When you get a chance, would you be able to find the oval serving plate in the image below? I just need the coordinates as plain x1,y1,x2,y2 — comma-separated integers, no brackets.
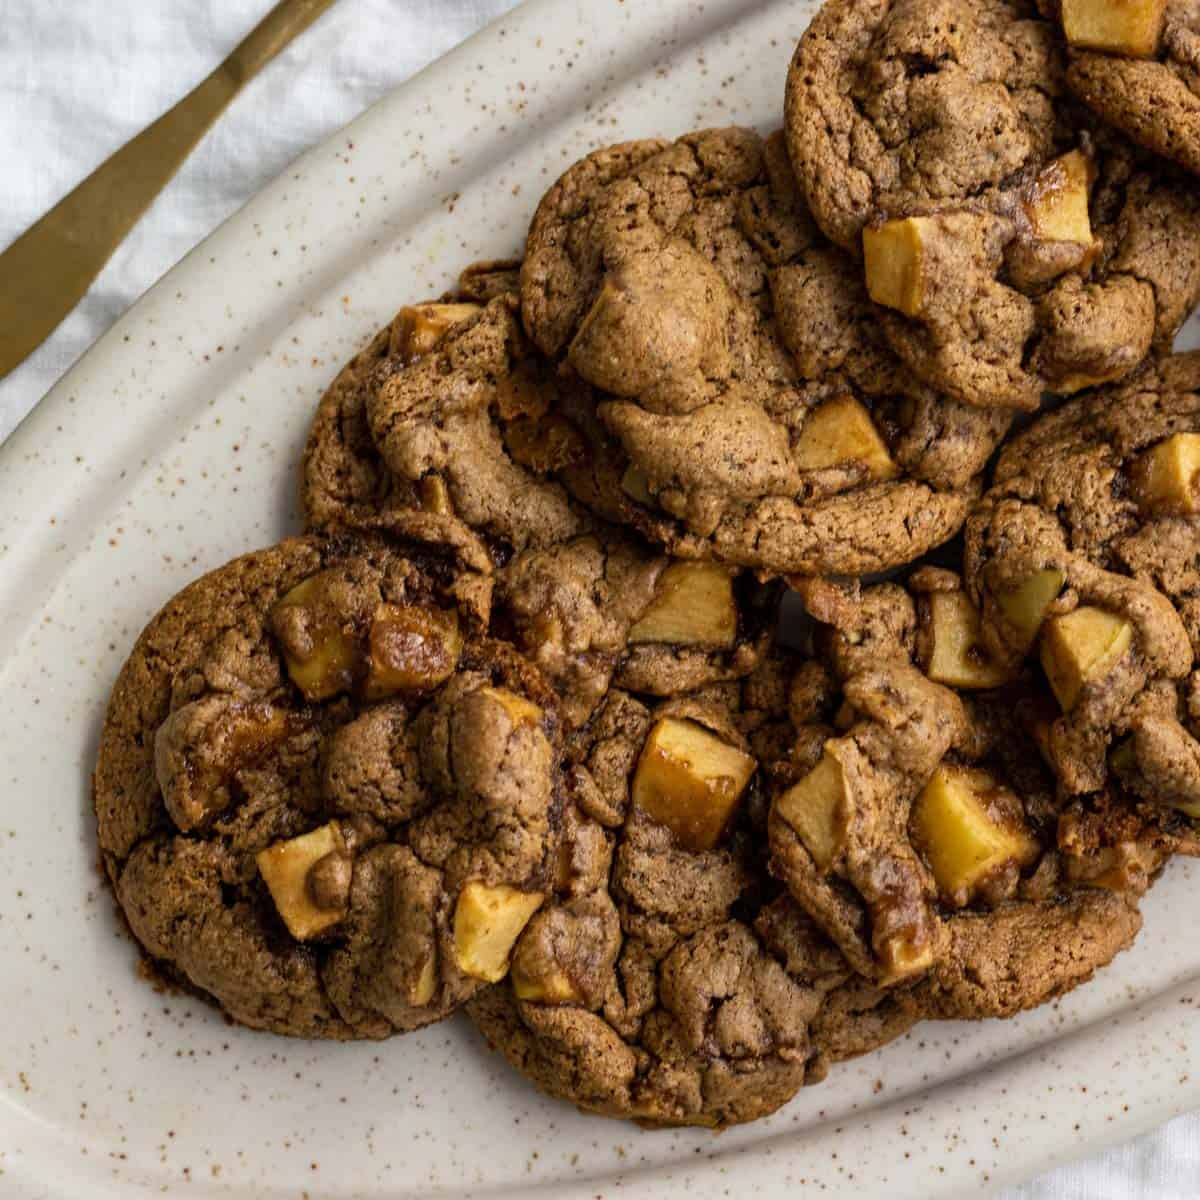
1,1,1198,1196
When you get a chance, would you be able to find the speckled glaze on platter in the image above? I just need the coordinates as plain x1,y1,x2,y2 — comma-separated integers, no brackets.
1,1,1199,1197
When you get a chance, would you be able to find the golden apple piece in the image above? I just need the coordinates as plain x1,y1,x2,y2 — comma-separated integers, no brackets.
390,302,480,361
863,217,935,318
453,883,545,982
155,699,291,833
1025,150,1094,247
363,604,463,699
511,951,581,1004
632,718,757,852
256,822,350,941
794,394,900,481
420,473,454,516
410,954,438,1007
775,749,850,871
621,464,655,506
504,413,587,473
478,686,543,728
628,561,737,649
911,764,1040,904
270,574,362,701
512,970,579,1004
1132,433,1200,516
994,568,1065,649
877,934,935,982
1061,0,1166,57
1040,606,1134,712
1053,368,1129,395
923,591,1013,689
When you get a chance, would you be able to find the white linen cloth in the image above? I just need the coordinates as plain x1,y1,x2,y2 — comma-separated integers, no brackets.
0,3,1195,1195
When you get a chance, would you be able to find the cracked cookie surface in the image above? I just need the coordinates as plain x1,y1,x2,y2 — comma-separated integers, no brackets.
468,665,917,1127
766,575,1144,1016
520,126,1001,576
872,130,1200,408
95,533,563,1039
495,529,778,729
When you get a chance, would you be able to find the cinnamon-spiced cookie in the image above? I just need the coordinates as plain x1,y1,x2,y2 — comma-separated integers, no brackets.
469,666,917,1127
520,126,1002,575
964,354,1200,823
766,575,1145,1017
95,532,564,1039
786,0,1069,251
302,274,779,729
495,530,778,728
301,261,524,534
785,0,1200,408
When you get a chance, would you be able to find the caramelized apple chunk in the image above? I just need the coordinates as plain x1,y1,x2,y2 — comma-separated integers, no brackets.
911,764,1040,906
363,604,462,699
863,217,936,317
632,718,756,852
1132,433,1200,516
628,562,737,648
994,569,1065,650
419,474,454,516
877,934,935,982
270,573,363,701
794,394,900,481
1061,0,1167,57
1024,150,1095,247
922,591,1012,689
1040,606,1134,711
154,697,291,832
453,882,544,983
410,955,438,1006
256,822,351,941
774,749,849,871
390,302,481,361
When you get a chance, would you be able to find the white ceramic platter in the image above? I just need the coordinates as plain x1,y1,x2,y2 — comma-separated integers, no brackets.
2,1,1199,1195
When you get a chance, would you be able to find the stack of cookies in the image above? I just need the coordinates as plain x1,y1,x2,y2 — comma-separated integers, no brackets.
94,0,1200,1130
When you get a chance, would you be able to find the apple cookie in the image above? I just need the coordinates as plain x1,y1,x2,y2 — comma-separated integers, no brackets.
519,126,1001,576
766,576,1145,1017
1059,0,1200,178
94,533,564,1038
964,354,1200,824
468,666,918,1128
363,293,601,554
785,0,1200,408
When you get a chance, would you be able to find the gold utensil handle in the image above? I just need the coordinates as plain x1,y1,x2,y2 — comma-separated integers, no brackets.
0,0,338,382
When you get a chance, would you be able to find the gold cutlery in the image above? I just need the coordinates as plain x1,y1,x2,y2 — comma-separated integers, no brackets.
0,0,338,381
